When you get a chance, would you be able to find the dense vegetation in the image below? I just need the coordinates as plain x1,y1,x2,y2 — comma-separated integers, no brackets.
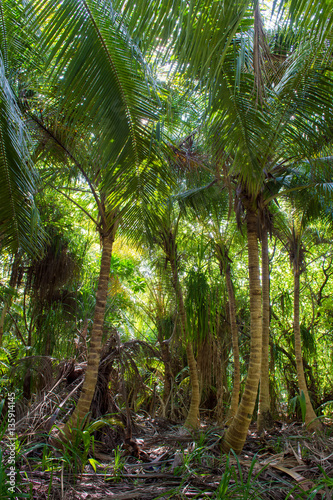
2,0,333,498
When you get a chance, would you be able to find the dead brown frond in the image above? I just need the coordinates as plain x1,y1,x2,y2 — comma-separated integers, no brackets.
25,233,79,304
196,323,229,422
167,131,210,177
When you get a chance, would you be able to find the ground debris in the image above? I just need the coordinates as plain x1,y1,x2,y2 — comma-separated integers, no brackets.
15,417,333,499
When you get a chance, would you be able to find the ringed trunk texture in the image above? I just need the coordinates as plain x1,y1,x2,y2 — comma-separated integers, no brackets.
184,340,200,428
224,261,240,422
257,229,273,432
157,322,173,413
161,343,173,406
222,210,262,454
169,251,200,430
293,268,321,431
63,230,115,435
215,345,228,424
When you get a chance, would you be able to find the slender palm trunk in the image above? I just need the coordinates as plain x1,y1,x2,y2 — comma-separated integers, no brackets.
157,321,173,411
216,342,228,424
161,345,173,405
222,209,262,454
169,250,200,430
293,266,321,431
224,261,240,422
184,339,200,428
0,252,21,347
64,228,116,435
257,229,272,432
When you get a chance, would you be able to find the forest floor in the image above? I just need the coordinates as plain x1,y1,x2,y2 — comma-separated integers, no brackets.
15,415,333,499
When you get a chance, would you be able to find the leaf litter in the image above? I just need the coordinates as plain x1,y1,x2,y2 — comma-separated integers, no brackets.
15,415,333,499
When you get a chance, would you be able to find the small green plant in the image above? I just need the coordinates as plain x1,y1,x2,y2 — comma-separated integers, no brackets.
301,466,333,499
216,455,233,498
273,436,283,454
39,414,121,483
173,443,209,478
215,451,270,499
104,445,126,482
175,429,218,477
113,445,125,475
289,391,307,422
0,399,31,498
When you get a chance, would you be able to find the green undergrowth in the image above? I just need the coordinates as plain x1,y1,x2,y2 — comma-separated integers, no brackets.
0,412,332,499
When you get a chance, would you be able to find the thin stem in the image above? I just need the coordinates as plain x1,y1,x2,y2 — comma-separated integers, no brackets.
46,183,100,228
30,114,107,228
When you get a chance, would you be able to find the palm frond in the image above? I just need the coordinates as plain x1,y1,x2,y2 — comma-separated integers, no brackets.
118,0,255,85
274,0,333,47
0,54,45,255
31,0,163,172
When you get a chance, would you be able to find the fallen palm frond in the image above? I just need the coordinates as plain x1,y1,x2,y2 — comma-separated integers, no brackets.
4,416,333,499
14,330,162,440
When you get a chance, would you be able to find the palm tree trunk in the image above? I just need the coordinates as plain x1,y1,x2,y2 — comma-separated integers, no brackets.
157,321,173,412
257,229,272,432
64,227,116,435
222,209,262,454
169,250,200,430
224,260,240,422
184,339,200,429
216,342,229,423
293,266,321,431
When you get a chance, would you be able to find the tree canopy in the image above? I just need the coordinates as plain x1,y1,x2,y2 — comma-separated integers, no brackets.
2,0,333,498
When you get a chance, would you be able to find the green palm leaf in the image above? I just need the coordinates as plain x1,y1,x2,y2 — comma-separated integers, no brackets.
115,0,255,80
31,0,161,172
274,0,333,46
0,54,44,255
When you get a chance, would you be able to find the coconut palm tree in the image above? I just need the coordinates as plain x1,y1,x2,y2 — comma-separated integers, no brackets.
170,25,333,452
179,182,243,423
23,0,172,436
31,125,168,436
258,216,273,431
142,199,201,429
273,168,333,430
204,10,333,449
0,0,45,258
0,0,47,348
273,203,325,430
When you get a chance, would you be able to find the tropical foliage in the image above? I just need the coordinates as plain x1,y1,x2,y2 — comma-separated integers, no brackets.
1,0,333,497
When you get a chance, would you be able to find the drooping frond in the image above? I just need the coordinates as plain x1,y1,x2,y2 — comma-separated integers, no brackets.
274,0,333,48
207,34,333,209
0,54,44,256
208,71,270,199
114,0,255,84
30,0,162,172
